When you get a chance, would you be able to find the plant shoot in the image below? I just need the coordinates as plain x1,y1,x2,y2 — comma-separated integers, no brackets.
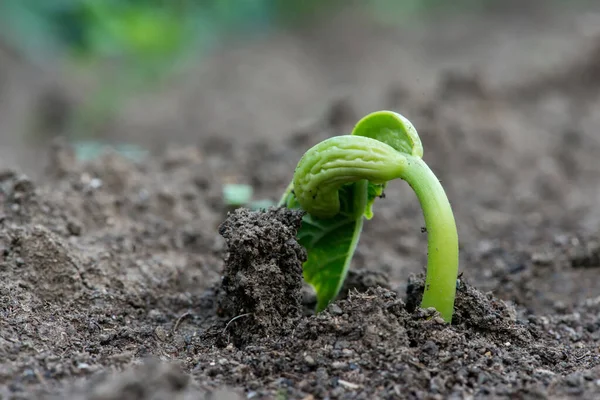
280,110,459,322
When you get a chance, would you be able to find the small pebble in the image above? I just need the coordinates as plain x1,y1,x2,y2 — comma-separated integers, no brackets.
332,361,347,370
338,379,360,390
77,363,90,370
329,304,343,316
154,326,168,341
534,368,555,378
89,178,103,189
67,221,82,236
304,355,316,366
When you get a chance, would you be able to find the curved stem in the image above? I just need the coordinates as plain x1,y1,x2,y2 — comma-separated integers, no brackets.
287,135,459,321
401,156,458,322
292,136,407,218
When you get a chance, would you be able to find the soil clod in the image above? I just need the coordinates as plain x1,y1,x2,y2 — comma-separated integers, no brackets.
216,207,306,344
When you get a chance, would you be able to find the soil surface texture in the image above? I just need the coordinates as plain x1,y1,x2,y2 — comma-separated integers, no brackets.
2,4,600,400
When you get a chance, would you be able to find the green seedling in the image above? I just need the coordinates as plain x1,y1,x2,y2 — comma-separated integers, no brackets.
223,183,254,207
279,110,459,322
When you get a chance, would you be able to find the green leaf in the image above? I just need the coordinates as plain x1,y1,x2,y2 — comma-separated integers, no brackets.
223,184,254,207
281,180,367,311
353,110,419,220
365,182,385,220
352,110,423,158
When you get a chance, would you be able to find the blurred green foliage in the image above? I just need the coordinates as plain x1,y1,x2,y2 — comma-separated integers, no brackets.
0,0,341,137
0,0,338,64
0,0,588,138
0,0,592,76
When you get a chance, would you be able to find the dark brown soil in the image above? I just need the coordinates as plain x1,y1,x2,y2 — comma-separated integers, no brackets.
2,4,600,400
215,207,306,345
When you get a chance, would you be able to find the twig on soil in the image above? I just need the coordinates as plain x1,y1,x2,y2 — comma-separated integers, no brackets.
34,368,47,386
222,313,252,335
0,335,17,343
281,371,302,380
172,311,191,334
338,379,361,390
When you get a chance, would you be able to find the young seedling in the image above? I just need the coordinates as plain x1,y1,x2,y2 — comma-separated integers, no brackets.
279,110,459,322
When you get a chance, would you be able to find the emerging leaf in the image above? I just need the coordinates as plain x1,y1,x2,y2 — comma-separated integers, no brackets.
281,181,367,311
352,110,423,158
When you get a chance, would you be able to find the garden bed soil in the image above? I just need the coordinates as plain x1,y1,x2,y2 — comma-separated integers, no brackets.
2,6,600,400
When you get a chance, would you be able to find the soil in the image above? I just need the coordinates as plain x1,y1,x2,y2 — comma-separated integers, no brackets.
2,4,600,400
215,207,306,346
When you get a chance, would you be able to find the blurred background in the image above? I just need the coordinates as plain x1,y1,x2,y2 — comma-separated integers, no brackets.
0,0,599,175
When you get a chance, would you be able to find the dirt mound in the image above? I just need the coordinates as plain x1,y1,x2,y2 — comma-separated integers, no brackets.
216,207,306,344
193,281,599,398
2,224,84,301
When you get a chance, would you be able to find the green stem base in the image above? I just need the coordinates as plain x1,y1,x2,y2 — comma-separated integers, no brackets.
401,157,459,322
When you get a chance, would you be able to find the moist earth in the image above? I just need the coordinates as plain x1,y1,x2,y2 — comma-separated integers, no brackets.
215,207,306,345
1,130,600,398
2,6,600,400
